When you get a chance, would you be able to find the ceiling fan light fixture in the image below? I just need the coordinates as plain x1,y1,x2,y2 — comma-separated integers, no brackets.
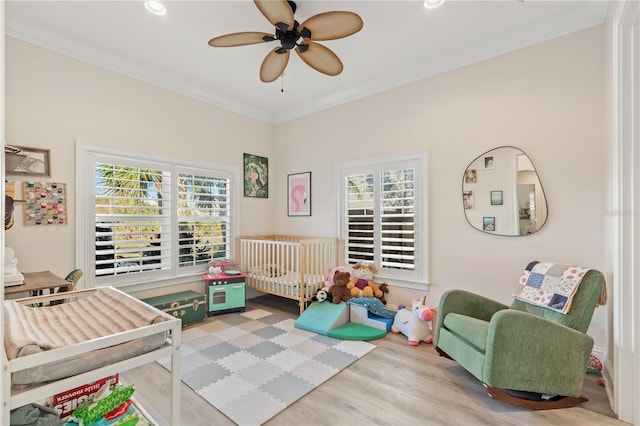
210,0,362,82
145,1,167,16
423,0,445,9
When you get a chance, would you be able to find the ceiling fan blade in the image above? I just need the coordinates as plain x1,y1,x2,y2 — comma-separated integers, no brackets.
254,0,294,31
208,32,275,47
299,11,363,41
296,42,343,76
260,48,290,83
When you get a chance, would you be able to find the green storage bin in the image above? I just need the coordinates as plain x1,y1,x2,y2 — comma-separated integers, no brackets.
142,290,206,327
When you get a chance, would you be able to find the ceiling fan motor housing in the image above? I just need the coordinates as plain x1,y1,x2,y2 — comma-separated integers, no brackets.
274,21,311,52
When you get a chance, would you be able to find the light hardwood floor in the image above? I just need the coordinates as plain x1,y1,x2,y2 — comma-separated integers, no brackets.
120,295,626,426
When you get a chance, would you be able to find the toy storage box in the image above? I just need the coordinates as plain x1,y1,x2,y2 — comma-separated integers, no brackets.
47,374,119,419
142,291,205,327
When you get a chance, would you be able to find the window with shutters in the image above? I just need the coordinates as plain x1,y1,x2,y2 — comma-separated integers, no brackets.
177,173,230,268
94,164,171,277
77,141,238,289
338,153,427,286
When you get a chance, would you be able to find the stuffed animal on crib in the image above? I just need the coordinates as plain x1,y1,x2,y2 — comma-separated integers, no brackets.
347,262,384,299
329,271,353,303
391,296,434,346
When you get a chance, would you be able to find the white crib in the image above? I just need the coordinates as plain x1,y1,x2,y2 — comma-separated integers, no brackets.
237,235,338,314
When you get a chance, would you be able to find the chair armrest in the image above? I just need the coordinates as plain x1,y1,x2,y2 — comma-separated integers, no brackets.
434,289,508,346
484,309,594,396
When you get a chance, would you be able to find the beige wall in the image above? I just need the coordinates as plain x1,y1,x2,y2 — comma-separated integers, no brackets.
273,26,607,346
4,36,275,287
4,25,607,347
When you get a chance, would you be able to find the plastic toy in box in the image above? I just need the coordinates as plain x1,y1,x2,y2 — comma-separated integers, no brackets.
79,397,153,426
47,374,118,419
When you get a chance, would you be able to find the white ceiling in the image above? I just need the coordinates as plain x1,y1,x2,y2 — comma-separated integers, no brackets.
5,0,609,124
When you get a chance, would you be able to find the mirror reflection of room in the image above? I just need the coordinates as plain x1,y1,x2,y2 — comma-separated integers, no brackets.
462,146,548,236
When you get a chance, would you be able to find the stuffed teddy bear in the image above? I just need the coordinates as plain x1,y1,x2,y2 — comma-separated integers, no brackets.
347,262,384,299
391,296,434,346
329,271,352,303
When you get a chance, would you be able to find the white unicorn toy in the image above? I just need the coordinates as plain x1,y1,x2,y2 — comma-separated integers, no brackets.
391,296,434,346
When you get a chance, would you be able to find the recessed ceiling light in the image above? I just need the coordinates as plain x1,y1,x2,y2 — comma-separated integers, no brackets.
145,1,167,16
424,0,445,9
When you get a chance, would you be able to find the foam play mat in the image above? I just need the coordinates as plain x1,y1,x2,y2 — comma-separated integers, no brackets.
158,308,375,425
294,301,391,340
328,322,387,340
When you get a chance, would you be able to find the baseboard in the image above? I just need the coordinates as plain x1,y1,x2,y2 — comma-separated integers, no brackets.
591,346,607,367
602,358,616,414
385,303,400,311
589,346,615,413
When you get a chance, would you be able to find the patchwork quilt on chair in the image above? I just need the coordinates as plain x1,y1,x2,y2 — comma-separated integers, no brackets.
514,261,591,314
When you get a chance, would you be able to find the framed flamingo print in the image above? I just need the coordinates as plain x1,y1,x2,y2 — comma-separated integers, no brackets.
288,172,311,216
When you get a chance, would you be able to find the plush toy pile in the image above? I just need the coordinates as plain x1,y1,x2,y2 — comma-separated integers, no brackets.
313,263,390,307
308,266,438,346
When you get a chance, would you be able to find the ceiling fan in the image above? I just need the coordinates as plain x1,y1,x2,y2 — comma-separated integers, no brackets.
208,0,363,83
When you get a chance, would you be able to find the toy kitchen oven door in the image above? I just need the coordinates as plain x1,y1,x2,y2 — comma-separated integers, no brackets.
203,260,246,316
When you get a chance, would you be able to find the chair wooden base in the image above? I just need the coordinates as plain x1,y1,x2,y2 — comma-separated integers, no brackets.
484,385,588,410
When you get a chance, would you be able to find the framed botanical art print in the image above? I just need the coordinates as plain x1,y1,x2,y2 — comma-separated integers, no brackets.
243,153,268,198
288,172,311,216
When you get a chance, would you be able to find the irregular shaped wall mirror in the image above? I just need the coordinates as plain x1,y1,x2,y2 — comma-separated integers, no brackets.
462,146,548,236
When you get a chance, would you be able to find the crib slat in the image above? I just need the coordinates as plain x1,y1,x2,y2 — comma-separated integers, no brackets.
239,235,338,314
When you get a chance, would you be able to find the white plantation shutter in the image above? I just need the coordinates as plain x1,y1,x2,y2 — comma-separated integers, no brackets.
380,168,415,270
95,164,172,276
177,173,231,267
345,173,375,264
339,153,426,285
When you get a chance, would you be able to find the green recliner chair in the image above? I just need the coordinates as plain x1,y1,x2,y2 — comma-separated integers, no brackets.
433,262,606,409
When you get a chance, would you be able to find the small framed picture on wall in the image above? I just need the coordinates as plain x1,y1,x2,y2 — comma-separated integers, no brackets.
464,169,477,184
484,156,495,170
483,217,496,231
288,172,311,216
6,146,51,177
490,190,503,205
463,191,474,210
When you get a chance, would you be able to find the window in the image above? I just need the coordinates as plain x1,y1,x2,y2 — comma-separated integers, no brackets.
338,153,428,287
77,141,239,289
177,172,231,268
